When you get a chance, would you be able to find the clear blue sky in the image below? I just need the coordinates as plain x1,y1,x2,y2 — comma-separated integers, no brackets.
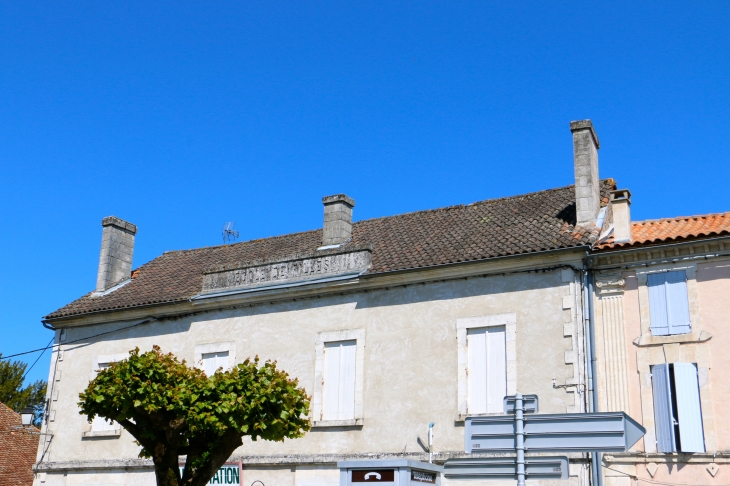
1,2,728,385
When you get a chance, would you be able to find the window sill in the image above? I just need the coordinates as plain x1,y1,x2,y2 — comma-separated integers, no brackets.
312,419,363,428
633,330,711,347
82,429,121,439
455,412,508,423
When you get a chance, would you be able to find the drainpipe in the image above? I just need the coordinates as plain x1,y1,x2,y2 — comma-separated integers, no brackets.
584,267,603,486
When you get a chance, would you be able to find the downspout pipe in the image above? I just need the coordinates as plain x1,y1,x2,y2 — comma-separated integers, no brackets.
584,268,603,486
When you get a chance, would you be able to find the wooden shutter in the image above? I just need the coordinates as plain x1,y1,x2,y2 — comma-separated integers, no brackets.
338,341,357,420
651,364,676,452
648,273,670,336
467,327,506,414
202,351,229,376
322,342,341,421
467,328,488,414
665,271,691,335
486,327,507,414
673,363,705,452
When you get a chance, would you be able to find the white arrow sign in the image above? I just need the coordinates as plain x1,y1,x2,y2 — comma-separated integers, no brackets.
444,456,569,480
465,411,646,454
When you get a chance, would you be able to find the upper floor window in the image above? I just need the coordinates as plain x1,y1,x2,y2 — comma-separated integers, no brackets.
91,361,118,432
322,340,357,421
648,270,691,336
651,362,705,453
467,326,506,414
202,351,229,376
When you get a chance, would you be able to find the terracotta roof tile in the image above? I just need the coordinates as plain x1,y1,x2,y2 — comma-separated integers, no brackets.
596,212,730,249
46,181,616,320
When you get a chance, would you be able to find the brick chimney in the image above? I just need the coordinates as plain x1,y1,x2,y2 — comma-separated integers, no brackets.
322,194,355,246
570,119,601,227
96,216,137,292
609,189,632,243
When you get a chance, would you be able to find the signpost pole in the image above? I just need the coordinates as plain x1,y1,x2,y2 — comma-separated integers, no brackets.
515,393,526,486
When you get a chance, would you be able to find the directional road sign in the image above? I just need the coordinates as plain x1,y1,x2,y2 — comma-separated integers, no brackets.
444,456,569,481
503,395,538,414
465,412,646,454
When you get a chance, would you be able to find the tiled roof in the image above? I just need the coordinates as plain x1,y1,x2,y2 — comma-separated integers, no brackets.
45,180,615,320
0,403,39,486
596,212,730,249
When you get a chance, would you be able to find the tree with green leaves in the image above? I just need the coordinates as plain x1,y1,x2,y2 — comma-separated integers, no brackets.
78,346,311,486
0,354,47,427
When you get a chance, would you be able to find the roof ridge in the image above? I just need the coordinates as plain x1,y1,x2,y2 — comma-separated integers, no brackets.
354,179,616,225
633,212,730,225
160,228,322,256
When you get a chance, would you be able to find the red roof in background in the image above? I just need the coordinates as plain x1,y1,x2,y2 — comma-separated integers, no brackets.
0,403,40,486
597,212,730,249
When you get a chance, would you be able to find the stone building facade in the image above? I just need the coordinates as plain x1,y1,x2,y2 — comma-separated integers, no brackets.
32,120,729,486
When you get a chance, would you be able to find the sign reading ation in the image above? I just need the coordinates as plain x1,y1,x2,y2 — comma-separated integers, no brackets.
178,465,239,485
200,248,371,295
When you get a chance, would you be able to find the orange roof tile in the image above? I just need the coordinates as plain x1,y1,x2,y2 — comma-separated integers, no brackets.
597,212,730,249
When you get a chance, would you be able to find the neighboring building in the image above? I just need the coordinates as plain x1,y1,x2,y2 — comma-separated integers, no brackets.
32,120,728,486
0,402,41,486
591,207,730,486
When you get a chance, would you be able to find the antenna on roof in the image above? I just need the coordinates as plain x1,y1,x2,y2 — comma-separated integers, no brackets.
222,222,239,245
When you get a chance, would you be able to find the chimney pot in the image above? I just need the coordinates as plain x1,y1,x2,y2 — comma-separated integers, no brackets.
96,216,137,292
609,189,632,243
570,119,601,227
321,194,355,247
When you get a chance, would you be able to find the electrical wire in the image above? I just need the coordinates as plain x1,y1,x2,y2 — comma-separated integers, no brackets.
1,317,157,360
19,337,54,382
604,465,729,486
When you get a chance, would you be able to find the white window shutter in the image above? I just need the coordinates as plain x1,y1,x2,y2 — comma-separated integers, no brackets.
323,342,342,421
338,341,357,420
648,273,670,335
467,328,488,415
91,363,117,431
673,363,705,452
486,327,507,414
665,271,691,335
202,351,229,376
651,363,676,452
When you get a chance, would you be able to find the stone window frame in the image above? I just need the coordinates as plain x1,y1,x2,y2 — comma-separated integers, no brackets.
82,352,129,438
456,313,517,421
194,341,237,372
634,262,709,346
636,343,716,454
311,328,366,428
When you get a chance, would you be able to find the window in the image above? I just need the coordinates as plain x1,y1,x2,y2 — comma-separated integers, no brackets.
467,326,506,414
651,363,705,453
91,362,118,432
648,271,691,336
202,351,229,376
322,340,357,421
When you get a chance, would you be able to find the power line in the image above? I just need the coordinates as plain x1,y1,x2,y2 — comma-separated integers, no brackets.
20,336,54,382
0,317,157,361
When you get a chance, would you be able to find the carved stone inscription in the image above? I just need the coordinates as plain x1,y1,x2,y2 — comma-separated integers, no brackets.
202,250,371,294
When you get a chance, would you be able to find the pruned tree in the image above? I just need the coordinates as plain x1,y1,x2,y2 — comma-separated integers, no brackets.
78,346,310,486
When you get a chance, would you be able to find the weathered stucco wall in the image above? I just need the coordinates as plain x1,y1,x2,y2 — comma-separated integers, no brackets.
37,265,585,484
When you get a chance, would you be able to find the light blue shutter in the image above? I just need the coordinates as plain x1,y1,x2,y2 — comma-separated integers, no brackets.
673,363,705,452
648,273,670,335
665,271,691,334
651,364,676,452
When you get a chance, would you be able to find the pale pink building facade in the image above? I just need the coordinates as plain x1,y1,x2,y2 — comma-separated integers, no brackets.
591,210,730,486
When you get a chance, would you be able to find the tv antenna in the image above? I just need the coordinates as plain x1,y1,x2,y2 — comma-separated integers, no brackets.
222,222,239,245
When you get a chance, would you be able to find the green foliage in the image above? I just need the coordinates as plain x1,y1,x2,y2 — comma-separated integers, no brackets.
0,354,47,427
78,346,311,486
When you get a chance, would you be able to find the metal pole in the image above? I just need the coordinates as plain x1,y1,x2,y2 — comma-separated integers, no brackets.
515,393,526,486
